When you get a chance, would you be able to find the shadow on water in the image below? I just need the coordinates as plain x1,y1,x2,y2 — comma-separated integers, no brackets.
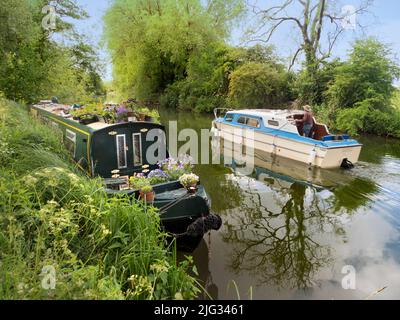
161,109,400,299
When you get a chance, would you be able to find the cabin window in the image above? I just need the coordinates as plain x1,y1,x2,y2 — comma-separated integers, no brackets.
116,134,127,169
268,120,280,127
237,117,247,125
65,129,76,157
225,114,234,122
132,133,143,166
247,118,260,128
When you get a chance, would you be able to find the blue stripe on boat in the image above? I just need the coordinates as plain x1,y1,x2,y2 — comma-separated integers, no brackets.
215,114,362,149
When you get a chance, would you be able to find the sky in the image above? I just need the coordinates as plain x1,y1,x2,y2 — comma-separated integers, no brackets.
70,0,400,81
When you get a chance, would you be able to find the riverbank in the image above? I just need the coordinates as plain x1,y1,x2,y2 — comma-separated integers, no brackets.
0,98,199,300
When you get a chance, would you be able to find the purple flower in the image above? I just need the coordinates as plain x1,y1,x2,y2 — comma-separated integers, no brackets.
116,106,128,116
148,169,169,179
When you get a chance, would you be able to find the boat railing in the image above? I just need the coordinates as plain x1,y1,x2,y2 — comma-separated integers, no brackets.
213,108,233,120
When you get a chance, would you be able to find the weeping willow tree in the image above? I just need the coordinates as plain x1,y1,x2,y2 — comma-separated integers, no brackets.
103,0,244,100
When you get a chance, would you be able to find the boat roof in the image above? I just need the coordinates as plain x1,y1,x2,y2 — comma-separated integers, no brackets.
32,103,155,132
228,109,304,119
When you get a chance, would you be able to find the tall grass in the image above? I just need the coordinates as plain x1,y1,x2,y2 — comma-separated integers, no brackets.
0,98,200,299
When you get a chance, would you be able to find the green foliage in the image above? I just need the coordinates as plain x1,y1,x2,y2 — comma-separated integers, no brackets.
312,38,400,138
159,43,293,112
327,38,400,112
0,0,104,103
129,176,150,190
0,99,200,300
140,185,153,194
229,62,290,109
392,89,400,112
296,60,342,105
335,99,400,138
104,0,245,106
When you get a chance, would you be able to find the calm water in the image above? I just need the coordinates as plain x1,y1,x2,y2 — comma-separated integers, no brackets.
160,109,400,300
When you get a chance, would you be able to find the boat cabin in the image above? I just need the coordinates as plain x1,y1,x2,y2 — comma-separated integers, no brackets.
30,103,167,178
220,109,343,142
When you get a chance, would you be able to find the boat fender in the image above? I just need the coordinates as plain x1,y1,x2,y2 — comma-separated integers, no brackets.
185,214,223,238
210,126,220,137
308,148,317,166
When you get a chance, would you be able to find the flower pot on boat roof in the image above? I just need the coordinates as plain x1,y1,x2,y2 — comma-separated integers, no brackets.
79,114,99,125
139,185,155,203
179,173,200,193
137,112,146,121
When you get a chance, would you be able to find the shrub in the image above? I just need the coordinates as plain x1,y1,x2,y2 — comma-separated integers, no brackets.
228,62,290,109
335,98,400,138
327,38,400,111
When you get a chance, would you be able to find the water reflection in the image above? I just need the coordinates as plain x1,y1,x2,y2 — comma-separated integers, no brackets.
222,180,333,289
199,139,382,292
160,110,400,299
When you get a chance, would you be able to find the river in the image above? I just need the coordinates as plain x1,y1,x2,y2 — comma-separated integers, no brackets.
160,109,400,300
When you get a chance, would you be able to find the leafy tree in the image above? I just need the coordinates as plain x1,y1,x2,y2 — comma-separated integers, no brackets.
328,38,400,111
0,0,104,103
103,0,244,100
327,38,400,137
229,62,290,109
296,59,342,105
247,0,373,104
70,42,105,97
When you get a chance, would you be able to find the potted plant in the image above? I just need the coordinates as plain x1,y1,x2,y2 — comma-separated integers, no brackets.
139,185,155,203
116,105,129,123
179,173,199,193
79,114,99,125
101,108,115,124
147,169,170,185
129,174,148,190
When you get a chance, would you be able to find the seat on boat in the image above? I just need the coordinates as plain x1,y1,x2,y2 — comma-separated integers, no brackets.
312,120,330,140
293,114,329,140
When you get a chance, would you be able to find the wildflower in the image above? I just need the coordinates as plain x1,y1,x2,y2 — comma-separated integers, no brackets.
25,175,38,186
68,173,79,184
150,261,169,273
174,292,184,300
47,200,59,207
100,224,111,236
128,275,152,295
17,283,28,295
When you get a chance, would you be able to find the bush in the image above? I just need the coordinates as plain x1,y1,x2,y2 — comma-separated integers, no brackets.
335,98,400,138
160,82,182,109
228,62,290,109
295,60,342,105
327,38,400,111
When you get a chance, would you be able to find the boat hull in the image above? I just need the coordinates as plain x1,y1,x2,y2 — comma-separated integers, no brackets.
215,122,362,169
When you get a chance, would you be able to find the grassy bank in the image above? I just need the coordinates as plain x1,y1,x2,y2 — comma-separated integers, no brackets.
0,98,199,299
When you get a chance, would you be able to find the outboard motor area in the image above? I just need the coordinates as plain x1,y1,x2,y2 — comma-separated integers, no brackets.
341,158,355,170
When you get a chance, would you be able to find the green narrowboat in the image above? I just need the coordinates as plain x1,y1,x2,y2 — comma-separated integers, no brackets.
30,102,221,251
